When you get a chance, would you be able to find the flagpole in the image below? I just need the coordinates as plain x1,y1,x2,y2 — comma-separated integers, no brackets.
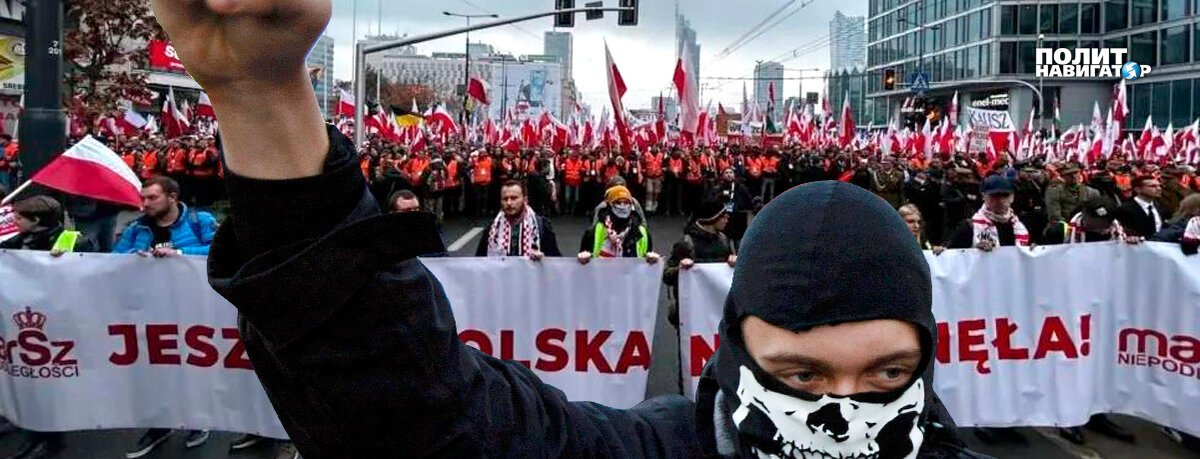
1,180,32,206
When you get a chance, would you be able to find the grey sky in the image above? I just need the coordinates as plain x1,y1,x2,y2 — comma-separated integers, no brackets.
326,0,867,112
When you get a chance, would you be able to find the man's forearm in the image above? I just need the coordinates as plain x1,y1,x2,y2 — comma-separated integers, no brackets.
208,71,329,180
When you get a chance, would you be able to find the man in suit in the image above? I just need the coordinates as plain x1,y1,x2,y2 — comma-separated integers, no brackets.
1117,175,1169,239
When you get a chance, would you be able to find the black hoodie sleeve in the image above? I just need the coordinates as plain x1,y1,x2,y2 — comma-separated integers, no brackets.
208,126,700,458
538,216,563,257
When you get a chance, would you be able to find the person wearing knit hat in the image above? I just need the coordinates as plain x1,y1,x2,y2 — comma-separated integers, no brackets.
663,197,738,327
577,185,660,264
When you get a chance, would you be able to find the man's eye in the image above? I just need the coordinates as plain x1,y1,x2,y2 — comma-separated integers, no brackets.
878,368,908,380
791,371,818,383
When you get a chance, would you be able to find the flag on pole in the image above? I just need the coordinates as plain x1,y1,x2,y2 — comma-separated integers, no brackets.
838,92,855,148
673,45,699,138
467,77,491,106
29,136,143,208
161,87,188,139
338,89,356,118
196,92,216,118
605,41,630,151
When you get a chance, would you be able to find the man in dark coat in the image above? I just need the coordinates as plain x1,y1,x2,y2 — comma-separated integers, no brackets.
1116,175,1170,239
475,180,561,259
160,1,989,457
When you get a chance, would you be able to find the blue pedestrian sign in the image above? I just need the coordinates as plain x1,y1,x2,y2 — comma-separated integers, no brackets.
909,72,931,92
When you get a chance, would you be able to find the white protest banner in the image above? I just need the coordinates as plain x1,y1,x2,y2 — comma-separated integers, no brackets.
966,107,1016,131
0,252,661,436
680,243,1200,436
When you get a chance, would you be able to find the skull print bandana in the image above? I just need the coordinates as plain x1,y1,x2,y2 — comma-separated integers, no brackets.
708,182,956,458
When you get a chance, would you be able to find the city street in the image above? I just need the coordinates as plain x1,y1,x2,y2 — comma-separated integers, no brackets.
8,212,1194,459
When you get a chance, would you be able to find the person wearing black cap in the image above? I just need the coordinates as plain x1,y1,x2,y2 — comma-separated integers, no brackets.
663,198,738,306
946,176,1031,251
1066,196,1137,244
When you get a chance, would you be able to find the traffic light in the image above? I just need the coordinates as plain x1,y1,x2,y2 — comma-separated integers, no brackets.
555,0,575,28
585,1,604,20
618,0,639,26
883,68,896,91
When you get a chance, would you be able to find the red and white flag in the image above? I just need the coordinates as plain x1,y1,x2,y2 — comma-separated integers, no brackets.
468,77,491,106
673,50,700,140
338,89,356,118
196,92,216,118
1136,116,1155,158
837,92,855,148
605,42,630,150
116,109,148,136
1112,80,1129,127
31,136,143,208
161,87,189,139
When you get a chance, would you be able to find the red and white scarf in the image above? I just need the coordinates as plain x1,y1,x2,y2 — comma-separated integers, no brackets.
599,216,632,258
487,206,540,257
1184,217,1200,243
971,206,1030,247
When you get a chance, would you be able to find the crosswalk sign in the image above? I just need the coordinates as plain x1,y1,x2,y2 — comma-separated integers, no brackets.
910,72,931,92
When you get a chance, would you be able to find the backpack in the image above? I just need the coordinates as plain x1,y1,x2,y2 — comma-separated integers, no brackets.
186,210,214,245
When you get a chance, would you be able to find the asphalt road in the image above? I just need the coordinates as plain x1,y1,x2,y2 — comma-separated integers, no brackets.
10,212,1197,459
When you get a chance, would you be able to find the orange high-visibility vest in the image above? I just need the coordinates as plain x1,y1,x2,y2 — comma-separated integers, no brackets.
138,151,159,180
472,156,494,186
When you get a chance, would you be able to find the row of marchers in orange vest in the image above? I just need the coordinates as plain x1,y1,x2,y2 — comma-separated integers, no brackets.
119,144,224,181
357,149,788,190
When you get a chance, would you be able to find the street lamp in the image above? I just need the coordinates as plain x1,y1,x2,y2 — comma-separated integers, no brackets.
444,11,499,129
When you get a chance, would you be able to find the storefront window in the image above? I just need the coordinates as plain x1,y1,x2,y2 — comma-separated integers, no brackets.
1001,6,1018,35
1040,4,1058,34
1131,0,1157,26
1106,0,1128,32
1000,42,1017,73
1019,4,1037,34
1080,4,1100,33
1160,26,1189,66
1162,0,1189,19
1130,31,1157,66
1059,4,1078,34
1019,41,1036,73
1152,82,1170,123
1172,80,1191,127
1131,84,1150,129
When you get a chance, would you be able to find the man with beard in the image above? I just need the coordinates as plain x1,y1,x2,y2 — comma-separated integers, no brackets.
163,1,988,457
475,180,561,260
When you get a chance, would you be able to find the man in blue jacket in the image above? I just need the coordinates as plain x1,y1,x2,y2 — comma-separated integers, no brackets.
111,175,216,457
153,1,990,458
113,176,217,257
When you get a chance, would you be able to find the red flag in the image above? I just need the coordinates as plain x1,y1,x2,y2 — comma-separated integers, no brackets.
161,87,188,139
1136,116,1154,158
196,92,216,118
605,42,630,151
31,136,142,208
338,89,356,118
837,92,855,148
1112,80,1129,128
468,77,491,105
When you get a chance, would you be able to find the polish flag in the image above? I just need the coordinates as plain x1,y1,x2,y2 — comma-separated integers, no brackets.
1112,80,1129,128
428,104,458,136
467,77,491,105
196,92,216,118
116,108,148,136
338,89,356,118
161,87,189,139
838,92,855,148
1136,116,1154,158
30,136,142,208
605,42,630,151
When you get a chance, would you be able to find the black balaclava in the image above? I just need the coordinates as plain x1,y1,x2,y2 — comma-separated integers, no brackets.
714,181,943,459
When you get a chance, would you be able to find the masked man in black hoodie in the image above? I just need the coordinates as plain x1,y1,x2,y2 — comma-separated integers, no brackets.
156,1,990,457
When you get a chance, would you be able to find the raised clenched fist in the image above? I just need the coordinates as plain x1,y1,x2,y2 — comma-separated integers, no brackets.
149,0,332,96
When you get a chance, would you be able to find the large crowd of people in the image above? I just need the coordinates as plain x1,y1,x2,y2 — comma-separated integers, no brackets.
0,121,1197,458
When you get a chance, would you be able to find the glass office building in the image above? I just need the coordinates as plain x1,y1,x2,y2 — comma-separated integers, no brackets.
865,0,1198,130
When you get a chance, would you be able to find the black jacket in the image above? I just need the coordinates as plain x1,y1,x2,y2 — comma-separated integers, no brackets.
209,126,701,458
947,220,1017,249
663,223,735,288
473,214,562,257
0,224,96,253
1116,199,1170,238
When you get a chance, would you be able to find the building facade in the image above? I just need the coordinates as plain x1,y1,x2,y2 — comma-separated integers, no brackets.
754,61,785,121
651,96,680,123
865,0,1199,132
827,69,870,125
543,31,573,80
306,35,336,119
831,11,868,72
